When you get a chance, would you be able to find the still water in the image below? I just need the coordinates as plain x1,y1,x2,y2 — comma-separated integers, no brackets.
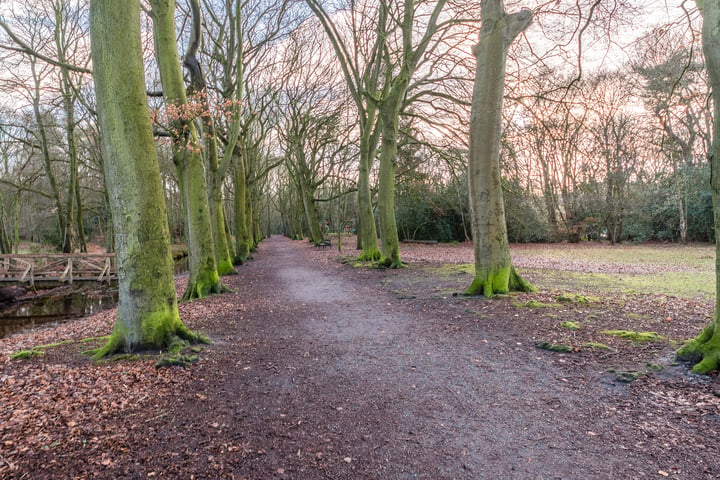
0,288,118,339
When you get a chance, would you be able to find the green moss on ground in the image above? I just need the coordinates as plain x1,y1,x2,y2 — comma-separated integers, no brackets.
10,339,77,360
535,342,576,353
531,269,714,300
582,342,611,350
600,330,665,342
10,349,44,360
561,321,581,330
556,293,599,304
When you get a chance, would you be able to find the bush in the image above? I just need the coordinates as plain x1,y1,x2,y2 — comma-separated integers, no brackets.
395,179,469,243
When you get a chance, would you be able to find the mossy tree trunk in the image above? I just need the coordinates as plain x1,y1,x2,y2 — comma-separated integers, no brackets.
149,0,223,301
299,176,324,244
229,1,251,264
54,4,78,254
465,0,534,296
356,115,381,261
184,0,236,276
89,0,205,356
377,96,402,267
233,151,251,263
676,0,720,373
373,0,447,268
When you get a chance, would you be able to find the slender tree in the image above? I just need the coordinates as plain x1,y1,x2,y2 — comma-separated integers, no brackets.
89,0,205,356
148,0,224,300
465,0,533,296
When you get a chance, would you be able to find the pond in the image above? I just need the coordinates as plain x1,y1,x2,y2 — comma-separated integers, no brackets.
0,287,118,339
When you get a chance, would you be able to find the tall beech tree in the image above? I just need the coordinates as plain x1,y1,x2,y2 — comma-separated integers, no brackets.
677,0,720,373
148,0,223,300
90,0,205,355
465,0,533,296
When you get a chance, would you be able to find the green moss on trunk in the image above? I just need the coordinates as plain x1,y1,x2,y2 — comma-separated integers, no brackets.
465,264,533,297
93,305,209,358
677,324,720,374
182,268,229,301
358,249,381,262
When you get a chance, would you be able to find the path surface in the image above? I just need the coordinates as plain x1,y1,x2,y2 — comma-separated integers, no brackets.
6,235,717,479
149,236,689,479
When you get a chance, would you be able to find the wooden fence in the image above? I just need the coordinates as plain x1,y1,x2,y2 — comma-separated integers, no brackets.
0,254,116,289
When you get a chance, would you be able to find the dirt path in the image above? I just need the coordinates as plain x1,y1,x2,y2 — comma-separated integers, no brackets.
4,236,719,479
145,236,709,479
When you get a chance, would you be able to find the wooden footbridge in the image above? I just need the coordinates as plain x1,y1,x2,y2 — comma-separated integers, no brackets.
0,254,116,290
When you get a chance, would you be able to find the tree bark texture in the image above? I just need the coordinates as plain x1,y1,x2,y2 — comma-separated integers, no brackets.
89,0,205,355
676,0,720,373
233,152,251,262
465,0,533,296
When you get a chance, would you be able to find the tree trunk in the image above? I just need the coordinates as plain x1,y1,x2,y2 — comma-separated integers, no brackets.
30,58,65,248
465,0,533,296
149,0,224,300
377,102,402,268
300,180,324,244
233,153,251,263
183,0,236,276
75,184,87,252
676,0,720,373
89,0,205,356
356,121,381,260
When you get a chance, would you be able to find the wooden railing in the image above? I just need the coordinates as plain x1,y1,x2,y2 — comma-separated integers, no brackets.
0,254,116,288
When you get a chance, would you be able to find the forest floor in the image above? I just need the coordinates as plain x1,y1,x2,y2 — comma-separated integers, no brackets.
1,236,719,479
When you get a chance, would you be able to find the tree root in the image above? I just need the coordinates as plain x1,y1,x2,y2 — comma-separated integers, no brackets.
677,323,720,374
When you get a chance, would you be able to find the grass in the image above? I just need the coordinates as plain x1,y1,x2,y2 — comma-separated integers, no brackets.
512,243,715,270
510,243,714,299
529,269,715,300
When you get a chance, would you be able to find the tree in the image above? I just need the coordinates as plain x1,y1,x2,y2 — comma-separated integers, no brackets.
303,0,382,261
465,0,533,296
306,0,466,268
147,0,224,301
676,0,720,373
89,0,205,355
199,0,299,263
278,25,351,245
635,36,710,244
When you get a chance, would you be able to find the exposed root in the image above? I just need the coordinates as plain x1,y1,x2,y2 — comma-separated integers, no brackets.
677,323,720,374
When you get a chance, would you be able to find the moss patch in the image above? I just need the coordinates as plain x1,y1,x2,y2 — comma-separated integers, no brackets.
535,342,576,353
610,370,646,383
600,330,665,342
79,336,110,344
556,293,599,304
561,321,581,330
10,349,44,360
155,353,199,368
582,342,611,350
10,339,77,360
